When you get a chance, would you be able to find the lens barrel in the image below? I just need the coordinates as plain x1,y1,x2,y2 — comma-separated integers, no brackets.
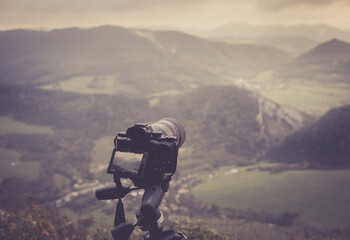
149,118,186,148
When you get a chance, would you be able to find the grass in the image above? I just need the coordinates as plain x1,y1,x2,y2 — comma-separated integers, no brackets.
177,146,214,176
262,82,350,116
203,219,298,240
249,72,350,116
0,117,49,181
89,135,114,181
39,74,145,96
0,148,41,181
60,207,79,221
39,75,116,95
0,117,53,135
148,89,182,98
148,90,182,106
192,167,350,227
53,174,71,189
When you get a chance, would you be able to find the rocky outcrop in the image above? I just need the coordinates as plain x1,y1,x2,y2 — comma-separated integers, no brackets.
257,97,315,146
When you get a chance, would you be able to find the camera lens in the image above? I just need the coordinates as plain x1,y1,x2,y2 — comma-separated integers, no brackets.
149,118,186,148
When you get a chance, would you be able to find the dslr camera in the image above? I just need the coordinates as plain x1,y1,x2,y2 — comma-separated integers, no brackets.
96,118,187,240
107,118,186,188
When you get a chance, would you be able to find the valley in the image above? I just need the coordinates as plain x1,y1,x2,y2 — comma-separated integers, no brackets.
1,25,350,239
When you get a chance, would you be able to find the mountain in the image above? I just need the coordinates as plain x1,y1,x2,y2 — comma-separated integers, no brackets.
0,26,292,96
0,86,150,140
205,23,350,56
0,26,175,86
275,39,350,82
265,104,350,168
208,35,320,56
298,39,350,60
151,30,292,74
153,85,313,165
207,23,350,42
0,84,313,190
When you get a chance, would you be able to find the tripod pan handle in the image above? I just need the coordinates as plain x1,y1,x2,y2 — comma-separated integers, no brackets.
140,185,164,219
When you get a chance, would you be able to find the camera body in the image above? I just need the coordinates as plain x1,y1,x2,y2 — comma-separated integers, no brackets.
97,118,187,240
107,121,181,188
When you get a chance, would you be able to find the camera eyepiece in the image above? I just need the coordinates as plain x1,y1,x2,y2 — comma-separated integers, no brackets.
149,118,186,148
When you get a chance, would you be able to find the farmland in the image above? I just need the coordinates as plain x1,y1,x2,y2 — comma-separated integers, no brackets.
193,166,350,226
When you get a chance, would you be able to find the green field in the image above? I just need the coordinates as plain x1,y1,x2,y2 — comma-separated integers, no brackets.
89,135,114,181
53,174,71,188
250,72,350,116
0,148,41,180
39,75,116,95
189,218,302,240
38,75,145,96
0,117,50,181
193,167,350,226
0,117,53,135
177,146,214,177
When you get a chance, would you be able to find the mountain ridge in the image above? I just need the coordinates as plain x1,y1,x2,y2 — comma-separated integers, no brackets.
0,25,292,95
274,38,350,82
207,22,350,42
298,38,350,60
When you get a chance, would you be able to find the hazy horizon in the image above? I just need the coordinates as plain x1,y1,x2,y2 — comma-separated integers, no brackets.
1,0,350,31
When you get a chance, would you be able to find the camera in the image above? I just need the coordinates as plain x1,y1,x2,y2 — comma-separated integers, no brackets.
107,118,186,188
96,118,188,240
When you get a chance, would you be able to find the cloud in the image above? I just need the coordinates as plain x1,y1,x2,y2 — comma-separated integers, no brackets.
0,0,253,30
1,0,350,30
258,0,350,10
0,0,208,14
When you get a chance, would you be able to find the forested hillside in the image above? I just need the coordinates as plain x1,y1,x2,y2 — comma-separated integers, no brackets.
154,85,313,165
266,104,350,168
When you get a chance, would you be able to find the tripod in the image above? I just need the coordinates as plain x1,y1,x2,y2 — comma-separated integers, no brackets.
96,175,188,240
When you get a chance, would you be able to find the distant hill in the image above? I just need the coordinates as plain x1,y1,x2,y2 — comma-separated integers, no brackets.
205,23,350,56
208,35,320,56
151,30,292,75
298,39,350,60
265,104,350,168
0,26,292,96
275,39,350,82
0,86,150,139
0,84,313,172
153,85,313,165
207,23,350,42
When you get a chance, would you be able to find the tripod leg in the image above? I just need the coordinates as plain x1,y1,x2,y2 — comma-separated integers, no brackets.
114,198,126,227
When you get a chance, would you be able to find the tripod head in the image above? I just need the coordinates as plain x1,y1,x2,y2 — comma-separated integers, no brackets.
95,175,187,240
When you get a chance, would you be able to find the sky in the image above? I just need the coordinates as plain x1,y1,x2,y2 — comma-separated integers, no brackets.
1,0,350,31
